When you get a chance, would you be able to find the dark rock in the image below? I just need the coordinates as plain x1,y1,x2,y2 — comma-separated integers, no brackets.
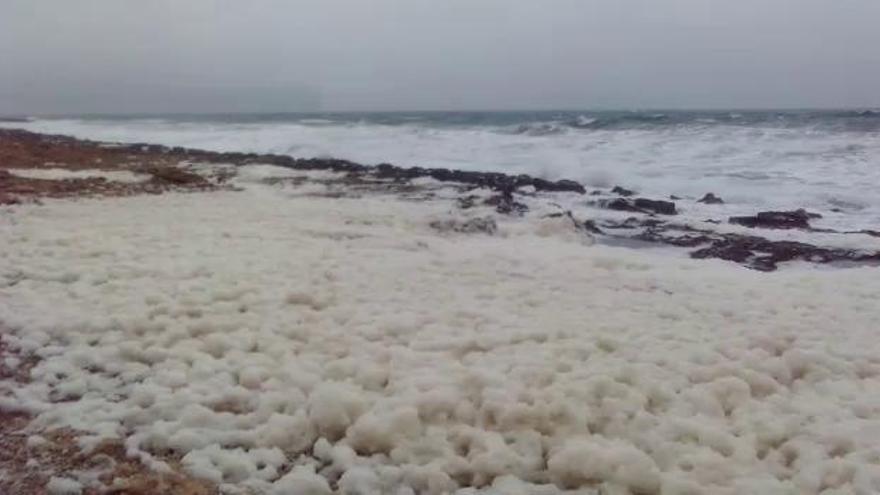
266,154,296,167
641,218,666,227
634,198,677,215
670,195,682,200
430,216,497,235
603,197,675,216
600,215,880,271
297,157,366,174
612,186,635,197
582,219,603,234
457,195,479,209
146,166,203,185
690,236,859,271
19,126,587,197
636,229,713,248
605,198,642,213
551,179,587,194
484,192,527,215
691,239,759,264
730,209,820,230
368,164,585,195
698,193,724,204
601,217,641,230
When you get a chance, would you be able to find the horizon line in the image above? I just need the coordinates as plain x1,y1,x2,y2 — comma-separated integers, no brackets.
4,106,880,119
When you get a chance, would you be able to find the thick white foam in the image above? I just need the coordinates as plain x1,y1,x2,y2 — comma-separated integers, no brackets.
2,176,880,494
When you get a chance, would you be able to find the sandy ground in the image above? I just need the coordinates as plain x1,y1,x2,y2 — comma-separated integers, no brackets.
2,130,880,494
0,128,216,206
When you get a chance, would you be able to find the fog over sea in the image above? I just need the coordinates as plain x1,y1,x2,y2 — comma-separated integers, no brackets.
6,109,880,231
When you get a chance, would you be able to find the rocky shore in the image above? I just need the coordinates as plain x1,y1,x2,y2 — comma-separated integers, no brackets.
2,128,878,272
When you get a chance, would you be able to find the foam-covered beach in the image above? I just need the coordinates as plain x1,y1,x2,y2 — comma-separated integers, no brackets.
2,130,880,494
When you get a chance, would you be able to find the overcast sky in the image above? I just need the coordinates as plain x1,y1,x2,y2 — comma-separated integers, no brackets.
2,0,879,114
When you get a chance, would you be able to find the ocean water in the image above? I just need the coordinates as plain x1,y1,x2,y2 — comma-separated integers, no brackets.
4,110,880,230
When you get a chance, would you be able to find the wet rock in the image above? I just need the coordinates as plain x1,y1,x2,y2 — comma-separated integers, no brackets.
297,158,365,174
642,218,667,227
582,219,603,234
484,192,527,215
690,236,877,271
691,240,754,263
698,193,724,204
146,166,204,186
601,216,643,229
634,198,676,215
601,215,880,271
612,186,635,197
636,229,713,248
605,198,642,213
457,195,479,209
603,198,676,216
4,129,592,197
730,209,820,230
369,164,585,194
550,179,587,194
264,154,296,168
430,216,498,235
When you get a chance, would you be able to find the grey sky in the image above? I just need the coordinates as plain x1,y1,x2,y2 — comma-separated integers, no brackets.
2,0,879,114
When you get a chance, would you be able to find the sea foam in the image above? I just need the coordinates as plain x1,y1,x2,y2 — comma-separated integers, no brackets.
2,172,879,493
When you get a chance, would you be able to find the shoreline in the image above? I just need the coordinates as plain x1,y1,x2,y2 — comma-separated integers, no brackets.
2,128,878,272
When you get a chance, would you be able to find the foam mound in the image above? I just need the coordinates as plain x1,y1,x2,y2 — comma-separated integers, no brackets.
1,183,879,494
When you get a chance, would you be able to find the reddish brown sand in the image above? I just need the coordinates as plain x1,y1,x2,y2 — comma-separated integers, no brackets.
0,128,215,205
0,129,217,494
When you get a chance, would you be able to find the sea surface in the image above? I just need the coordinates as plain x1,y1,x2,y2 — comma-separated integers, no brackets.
4,110,880,230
